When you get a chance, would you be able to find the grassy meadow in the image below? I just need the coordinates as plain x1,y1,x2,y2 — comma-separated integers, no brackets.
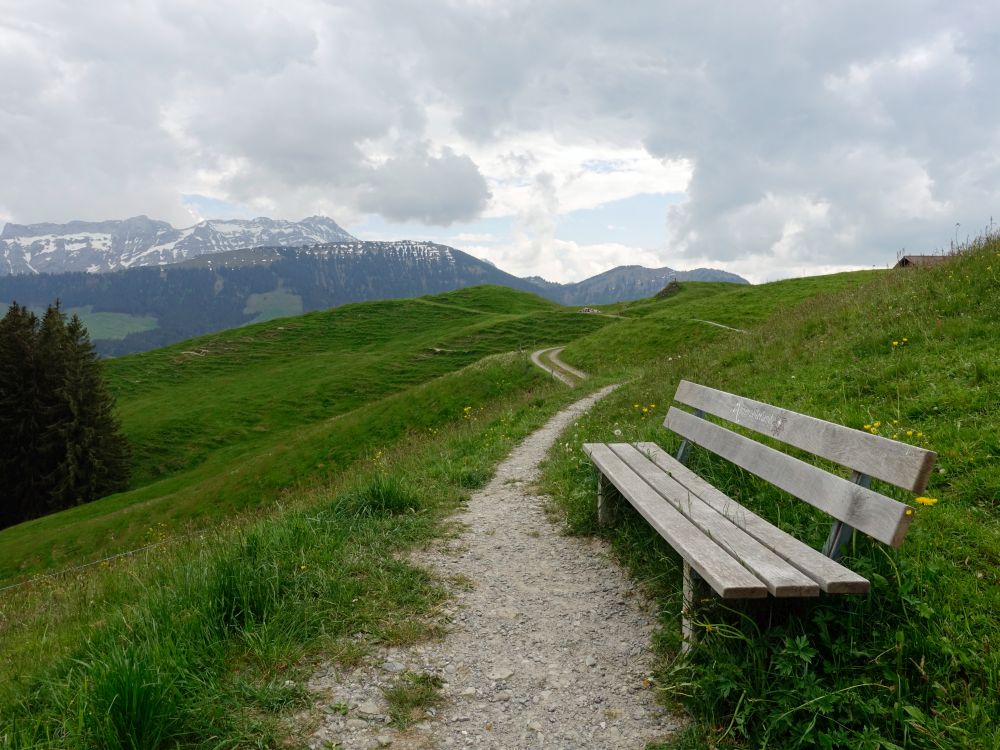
542,237,1000,748
2,243,998,749
1,285,610,748
0,287,608,582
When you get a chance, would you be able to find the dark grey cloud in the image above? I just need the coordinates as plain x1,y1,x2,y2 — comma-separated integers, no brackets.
358,148,491,225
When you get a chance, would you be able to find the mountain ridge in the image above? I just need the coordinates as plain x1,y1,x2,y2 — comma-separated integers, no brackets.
0,214,748,355
525,263,748,304
0,241,547,355
0,215,356,275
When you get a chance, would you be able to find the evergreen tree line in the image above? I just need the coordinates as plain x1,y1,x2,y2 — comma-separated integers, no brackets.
0,301,130,530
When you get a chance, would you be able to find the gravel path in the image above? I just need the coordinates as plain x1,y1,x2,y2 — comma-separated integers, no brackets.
545,348,588,382
529,347,576,386
306,385,681,749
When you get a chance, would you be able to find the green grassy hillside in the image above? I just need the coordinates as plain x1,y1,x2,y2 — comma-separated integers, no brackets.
5,254,996,749
559,271,881,373
0,287,608,583
1,285,614,748
543,240,1000,748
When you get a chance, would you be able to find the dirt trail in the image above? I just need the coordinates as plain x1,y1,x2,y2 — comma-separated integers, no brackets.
306,385,681,749
530,347,586,386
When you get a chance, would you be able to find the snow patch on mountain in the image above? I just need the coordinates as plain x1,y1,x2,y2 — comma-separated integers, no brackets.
0,215,356,276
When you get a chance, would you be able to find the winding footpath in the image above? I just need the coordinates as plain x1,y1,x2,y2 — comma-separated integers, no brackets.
530,347,588,386
306,384,681,749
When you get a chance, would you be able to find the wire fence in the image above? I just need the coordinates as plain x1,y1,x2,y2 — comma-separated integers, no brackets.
0,530,204,594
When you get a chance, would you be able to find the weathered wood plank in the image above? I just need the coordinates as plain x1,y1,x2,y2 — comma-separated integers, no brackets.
609,443,819,597
663,408,915,547
672,380,937,493
582,443,768,599
635,442,870,593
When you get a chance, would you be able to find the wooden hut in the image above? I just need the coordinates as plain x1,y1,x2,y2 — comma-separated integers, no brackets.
894,255,951,268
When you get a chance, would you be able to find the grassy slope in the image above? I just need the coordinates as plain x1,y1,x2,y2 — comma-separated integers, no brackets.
0,302,158,340
7,261,995,748
1,284,621,748
542,243,1000,748
242,286,304,323
0,287,608,583
1,355,588,748
559,272,881,374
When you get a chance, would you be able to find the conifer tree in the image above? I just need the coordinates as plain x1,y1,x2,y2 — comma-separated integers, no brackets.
0,302,130,529
0,303,43,527
47,314,131,509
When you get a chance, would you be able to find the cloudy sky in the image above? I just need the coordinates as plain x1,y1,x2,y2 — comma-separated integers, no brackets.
1,1,997,283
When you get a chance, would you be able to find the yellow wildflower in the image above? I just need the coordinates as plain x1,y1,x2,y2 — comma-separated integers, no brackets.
915,496,939,506
892,341,899,346
906,430,913,436
864,424,871,430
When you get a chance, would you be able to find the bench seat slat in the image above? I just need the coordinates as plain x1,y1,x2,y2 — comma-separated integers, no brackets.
608,443,820,597
635,442,870,594
673,380,937,493
665,407,915,548
582,443,768,599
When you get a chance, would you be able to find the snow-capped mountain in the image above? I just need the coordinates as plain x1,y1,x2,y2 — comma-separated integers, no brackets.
177,240,460,271
0,215,356,275
0,240,545,355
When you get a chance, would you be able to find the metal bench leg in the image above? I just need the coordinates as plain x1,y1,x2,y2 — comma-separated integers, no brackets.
822,472,870,560
681,561,698,654
597,473,619,526
675,409,705,466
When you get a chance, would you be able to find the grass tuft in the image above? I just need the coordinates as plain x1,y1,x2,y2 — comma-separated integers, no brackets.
344,472,424,516
382,671,445,729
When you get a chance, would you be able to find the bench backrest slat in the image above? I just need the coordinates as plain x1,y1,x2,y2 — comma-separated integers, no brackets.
673,380,937,493
665,406,915,547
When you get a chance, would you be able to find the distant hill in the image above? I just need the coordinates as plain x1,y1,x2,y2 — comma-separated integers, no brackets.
0,215,355,275
525,264,748,304
0,242,546,355
0,237,748,355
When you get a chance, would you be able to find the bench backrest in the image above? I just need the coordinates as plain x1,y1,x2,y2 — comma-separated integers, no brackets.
665,381,938,548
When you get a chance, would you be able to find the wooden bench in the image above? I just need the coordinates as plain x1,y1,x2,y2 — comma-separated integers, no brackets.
583,380,937,651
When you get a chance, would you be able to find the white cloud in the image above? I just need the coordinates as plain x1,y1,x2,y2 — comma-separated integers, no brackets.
471,238,667,283
3,1,1000,282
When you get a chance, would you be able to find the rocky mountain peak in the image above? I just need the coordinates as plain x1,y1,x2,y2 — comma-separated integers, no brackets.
0,215,357,276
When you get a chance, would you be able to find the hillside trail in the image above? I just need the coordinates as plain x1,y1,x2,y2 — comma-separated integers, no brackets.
305,384,682,749
529,347,588,386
